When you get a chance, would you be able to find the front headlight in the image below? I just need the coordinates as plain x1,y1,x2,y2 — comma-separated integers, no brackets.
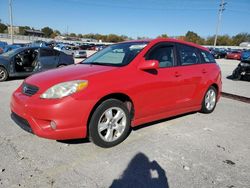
40,80,88,99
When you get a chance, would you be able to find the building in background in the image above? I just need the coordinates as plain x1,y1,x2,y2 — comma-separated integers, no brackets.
24,29,44,37
7,26,19,35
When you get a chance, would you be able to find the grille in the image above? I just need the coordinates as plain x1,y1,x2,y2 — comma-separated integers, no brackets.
11,112,33,134
22,83,39,96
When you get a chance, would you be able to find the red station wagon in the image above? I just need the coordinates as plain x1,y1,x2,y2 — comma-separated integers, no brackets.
11,38,222,147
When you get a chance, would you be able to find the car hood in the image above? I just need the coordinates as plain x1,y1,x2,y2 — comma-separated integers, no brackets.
25,64,118,90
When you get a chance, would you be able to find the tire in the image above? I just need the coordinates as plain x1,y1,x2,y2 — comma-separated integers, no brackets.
201,86,217,114
0,67,8,82
89,99,131,148
57,64,65,68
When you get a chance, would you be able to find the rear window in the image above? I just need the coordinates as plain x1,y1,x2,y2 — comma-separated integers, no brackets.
178,44,200,65
201,50,216,63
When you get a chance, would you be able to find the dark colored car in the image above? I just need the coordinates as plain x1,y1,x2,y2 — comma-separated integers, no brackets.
0,47,74,81
211,48,227,59
241,50,250,62
0,41,8,54
2,44,22,54
10,38,222,148
232,50,250,80
79,44,95,50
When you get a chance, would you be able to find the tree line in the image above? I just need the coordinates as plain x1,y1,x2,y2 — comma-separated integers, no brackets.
0,21,249,45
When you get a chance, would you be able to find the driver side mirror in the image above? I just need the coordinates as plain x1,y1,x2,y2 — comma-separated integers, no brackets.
138,60,159,70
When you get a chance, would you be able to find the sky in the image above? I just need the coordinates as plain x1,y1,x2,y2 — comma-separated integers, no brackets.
0,0,249,39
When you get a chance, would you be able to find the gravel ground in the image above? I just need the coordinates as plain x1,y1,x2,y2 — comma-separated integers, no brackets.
0,78,249,188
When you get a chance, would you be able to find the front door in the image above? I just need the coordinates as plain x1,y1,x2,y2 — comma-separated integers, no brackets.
134,42,181,119
38,48,59,71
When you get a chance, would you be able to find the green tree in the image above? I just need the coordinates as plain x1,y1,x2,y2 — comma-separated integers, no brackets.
0,22,7,33
158,34,168,38
185,31,205,44
19,26,31,35
231,33,250,46
69,33,76,37
41,27,53,38
205,36,215,45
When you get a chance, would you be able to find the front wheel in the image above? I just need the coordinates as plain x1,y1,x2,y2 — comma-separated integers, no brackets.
0,67,8,82
89,99,131,148
201,86,217,114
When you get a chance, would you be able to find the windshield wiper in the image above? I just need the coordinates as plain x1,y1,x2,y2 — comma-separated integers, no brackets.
82,62,118,66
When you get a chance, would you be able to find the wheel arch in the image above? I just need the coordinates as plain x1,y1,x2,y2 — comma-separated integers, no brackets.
87,93,135,134
0,65,9,78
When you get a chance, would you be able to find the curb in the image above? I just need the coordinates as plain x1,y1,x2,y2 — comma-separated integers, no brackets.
221,92,250,104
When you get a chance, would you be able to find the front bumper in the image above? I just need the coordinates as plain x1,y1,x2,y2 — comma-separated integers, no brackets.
10,90,94,140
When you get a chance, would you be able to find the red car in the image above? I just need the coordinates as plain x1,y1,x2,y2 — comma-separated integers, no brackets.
226,50,242,60
11,38,222,148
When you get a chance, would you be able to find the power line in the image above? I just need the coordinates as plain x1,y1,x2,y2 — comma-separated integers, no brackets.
214,0,227,46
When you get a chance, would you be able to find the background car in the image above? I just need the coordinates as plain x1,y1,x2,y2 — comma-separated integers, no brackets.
54,45,87,58
225,50,242,60
241,50,250,62
1,44,22,54
0,47,74,81
211,48,227,59
0,41,8,54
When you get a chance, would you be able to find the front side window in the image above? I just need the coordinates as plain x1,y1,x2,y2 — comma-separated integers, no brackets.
146,45,175,68
178,45,199,65
83,42,148,66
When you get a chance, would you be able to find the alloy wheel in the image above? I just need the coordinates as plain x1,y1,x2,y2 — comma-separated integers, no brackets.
97,107,127,142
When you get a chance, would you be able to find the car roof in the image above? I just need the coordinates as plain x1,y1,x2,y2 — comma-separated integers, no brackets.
119,38,209,52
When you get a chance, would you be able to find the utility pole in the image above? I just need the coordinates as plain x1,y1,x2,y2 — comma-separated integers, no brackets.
9,0,14,44
214,0,227,46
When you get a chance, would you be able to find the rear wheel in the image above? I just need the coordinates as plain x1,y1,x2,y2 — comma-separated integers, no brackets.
0,67,8,82
201,86,217,113
89,99,131,148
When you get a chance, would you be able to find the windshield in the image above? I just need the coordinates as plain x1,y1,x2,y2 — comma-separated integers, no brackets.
1,48,19,58
83,42,148,66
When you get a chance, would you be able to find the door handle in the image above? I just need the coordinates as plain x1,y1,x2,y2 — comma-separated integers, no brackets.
202,69,207,73
175,72,181,77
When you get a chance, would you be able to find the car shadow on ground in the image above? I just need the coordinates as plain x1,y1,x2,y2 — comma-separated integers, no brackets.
57,138,90,144
110,152,169,188
226,75,250,82
132,112,196,131
57,112,197,145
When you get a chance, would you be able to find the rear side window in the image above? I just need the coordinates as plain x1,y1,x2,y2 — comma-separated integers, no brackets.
146,45,175,68
201,50,216,63
40,49,54,57
178,44,200,65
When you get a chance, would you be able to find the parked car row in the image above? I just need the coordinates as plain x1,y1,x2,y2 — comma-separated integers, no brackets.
208,47,248,61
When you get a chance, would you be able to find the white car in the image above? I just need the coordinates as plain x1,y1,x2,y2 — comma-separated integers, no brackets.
54,45,87,58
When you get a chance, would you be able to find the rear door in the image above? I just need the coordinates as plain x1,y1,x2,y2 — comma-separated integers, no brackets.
38,48,59,70
174,43,205,108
